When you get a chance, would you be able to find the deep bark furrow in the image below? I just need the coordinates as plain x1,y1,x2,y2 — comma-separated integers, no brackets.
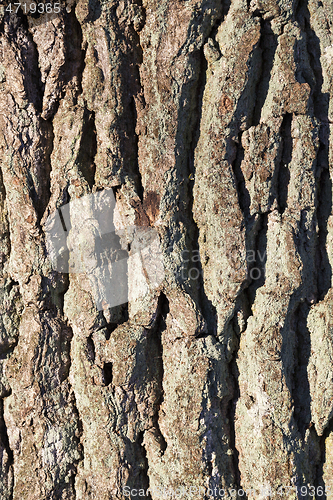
0,398,14,499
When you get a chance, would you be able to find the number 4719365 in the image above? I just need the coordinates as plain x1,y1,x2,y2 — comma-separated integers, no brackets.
5,3,61,14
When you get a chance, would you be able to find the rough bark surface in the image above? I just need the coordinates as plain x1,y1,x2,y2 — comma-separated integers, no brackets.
0,0,333,498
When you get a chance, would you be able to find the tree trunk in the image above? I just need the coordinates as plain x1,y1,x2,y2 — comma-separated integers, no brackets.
0,0,333,498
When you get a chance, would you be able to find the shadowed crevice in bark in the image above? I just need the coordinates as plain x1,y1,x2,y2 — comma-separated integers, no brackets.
84,0,102,23
168,12,227,337
42,270,69,318
35,315,74,392
226,215,268,487
76,109,97,189
299,3,329,122
231,122,276,306
121,320,164,499
296,7,332,486
186,41,218,336
200,357,238,495
245,214,268,310
232,132,250,220
208,19,270,481
228,359,242,489
280,230,321,484
179,0,225,60
292,302,312,438
148,292,168,455
280,303,320,484
252,18,278,127
316,419,333,499
0,398,14,499
298,1,332,301
86,334,95,364
316,158,332,300
135,431,152,500
102,362,113,386
222,0,231,17
278,113,292,215
0,170,10,271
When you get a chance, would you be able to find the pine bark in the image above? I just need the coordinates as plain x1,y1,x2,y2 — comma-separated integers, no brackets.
0,0,333,498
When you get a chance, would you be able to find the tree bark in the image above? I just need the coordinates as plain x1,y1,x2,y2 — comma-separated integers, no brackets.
0,0,333,498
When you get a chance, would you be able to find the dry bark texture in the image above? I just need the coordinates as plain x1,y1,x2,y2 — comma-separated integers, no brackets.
0,0,333,498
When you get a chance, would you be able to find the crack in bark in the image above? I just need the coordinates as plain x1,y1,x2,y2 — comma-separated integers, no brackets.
227,359,242,490
186,37,218,337
317,419,333,499
137,431,152,500
76,109,97,189
147,292,168,456
232,132,250,220
316,146,332,301
252,18,278,127
300,4,327,122
292,302,312,439
0,398,14,500
278,113,292,215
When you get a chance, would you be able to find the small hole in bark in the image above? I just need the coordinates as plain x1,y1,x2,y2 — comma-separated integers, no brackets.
87,336,95,363
103,362,113,386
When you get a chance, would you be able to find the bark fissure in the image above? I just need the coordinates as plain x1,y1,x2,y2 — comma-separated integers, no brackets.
186,37,218,337
316,149,332,301
0,398,14,500
278,113,292,215
252,18,278,127
292,302,312,439
231,132,250,220
137,431,153,500
76,109,97,189
147,292,168,457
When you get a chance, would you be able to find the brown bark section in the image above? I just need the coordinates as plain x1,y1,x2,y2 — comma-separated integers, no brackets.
0,0,333,498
